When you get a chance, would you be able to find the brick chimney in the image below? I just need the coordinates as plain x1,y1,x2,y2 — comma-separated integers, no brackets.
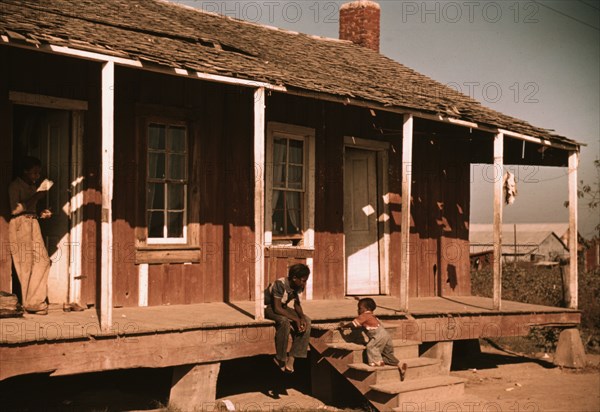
339,0,380,52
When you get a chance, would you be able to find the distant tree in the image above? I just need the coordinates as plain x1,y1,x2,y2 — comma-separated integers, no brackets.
565,159,600,236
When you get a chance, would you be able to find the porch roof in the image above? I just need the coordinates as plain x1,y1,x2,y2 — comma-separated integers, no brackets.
0,0,580,150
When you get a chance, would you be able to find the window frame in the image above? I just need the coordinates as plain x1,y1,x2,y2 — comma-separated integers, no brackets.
265,122,315,248
144,118,189,245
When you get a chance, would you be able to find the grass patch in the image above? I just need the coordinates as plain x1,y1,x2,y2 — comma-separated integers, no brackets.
471,264,600,354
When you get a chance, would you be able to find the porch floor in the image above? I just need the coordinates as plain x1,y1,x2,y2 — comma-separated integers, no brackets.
0,296,579,344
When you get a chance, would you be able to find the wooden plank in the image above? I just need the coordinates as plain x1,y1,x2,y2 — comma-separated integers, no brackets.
409,135,423,297
0,49,12,291
0,325,276,380
225,90,254,302
81,62,102,307
100,60,115,331
8,90,88,111
387,137,402,298
254,87,266,319
170,363,221,411
15,42,284,92
397,312,580,342
493,133,503,310
138,264,148,307
183,263,204,304
112,68,138,307
69,111,85,304
199,84,224,304
400,114,413,312
568,151,579,309
439,137,471,296
135,249,201,264
316,103,345,300
282,89,578,151
379,150,391,295
168,264,186,306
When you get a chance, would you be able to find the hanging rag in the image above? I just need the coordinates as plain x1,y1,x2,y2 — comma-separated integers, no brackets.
503,171,517,205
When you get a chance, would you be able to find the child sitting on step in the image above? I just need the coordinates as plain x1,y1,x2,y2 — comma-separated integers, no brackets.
339,297,407,380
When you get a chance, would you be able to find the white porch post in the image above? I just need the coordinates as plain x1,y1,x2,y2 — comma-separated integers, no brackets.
400,114,413,312
100,61,114,331
254,87,266,320
567,151,579,309
493,133,504,310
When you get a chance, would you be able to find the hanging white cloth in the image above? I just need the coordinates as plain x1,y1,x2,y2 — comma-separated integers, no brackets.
503,171,518,205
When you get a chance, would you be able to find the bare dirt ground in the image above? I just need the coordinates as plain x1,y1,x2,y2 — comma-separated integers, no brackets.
1,347,597,411
215,348,600,412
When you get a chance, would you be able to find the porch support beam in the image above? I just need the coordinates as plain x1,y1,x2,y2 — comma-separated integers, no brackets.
493,133,504,310
100,61,115,331
567,151,579,308
400,114,413,312
254,87,266,320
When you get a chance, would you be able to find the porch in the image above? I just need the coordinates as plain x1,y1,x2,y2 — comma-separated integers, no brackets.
0,296,580,380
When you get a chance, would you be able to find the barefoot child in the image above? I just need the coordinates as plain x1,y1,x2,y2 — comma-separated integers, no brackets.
339,297,407,380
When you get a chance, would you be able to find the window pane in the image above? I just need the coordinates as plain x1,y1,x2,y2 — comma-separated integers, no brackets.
289,139,303,164
147,183,164,210
273,138,287,163
148,153,165,179
168,184,184,210
168,212,184,237
168,154,186,180
272,190,284,235
168,127,186,153
272,209,284,235
148,211,164,238
288,165,303,189
149,124,166,149
286,191,302,234
273,163,286,187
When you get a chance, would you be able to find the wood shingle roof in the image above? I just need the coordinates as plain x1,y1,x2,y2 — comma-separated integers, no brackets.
0,0,580,148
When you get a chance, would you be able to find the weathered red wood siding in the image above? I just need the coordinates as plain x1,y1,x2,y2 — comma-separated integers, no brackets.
0,47,473,307
112,68,255,306
411,123,472,297
266,94,472,299
266,94,405,299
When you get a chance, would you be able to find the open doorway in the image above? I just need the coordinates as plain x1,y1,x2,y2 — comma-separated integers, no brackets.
12,105,72,305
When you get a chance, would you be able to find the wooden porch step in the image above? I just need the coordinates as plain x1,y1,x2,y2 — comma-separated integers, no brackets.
347,357,441,382
369,376,465,410
325,339,420,361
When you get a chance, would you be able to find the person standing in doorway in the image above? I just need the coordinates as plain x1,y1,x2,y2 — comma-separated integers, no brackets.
8,156,52,315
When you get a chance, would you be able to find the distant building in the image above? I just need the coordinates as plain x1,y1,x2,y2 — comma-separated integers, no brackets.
469,223,571,269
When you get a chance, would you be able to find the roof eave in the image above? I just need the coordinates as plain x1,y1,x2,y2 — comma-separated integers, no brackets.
0,36,582,151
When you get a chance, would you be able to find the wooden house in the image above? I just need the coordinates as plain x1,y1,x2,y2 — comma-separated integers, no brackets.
0,0,584,409
470,223,571,266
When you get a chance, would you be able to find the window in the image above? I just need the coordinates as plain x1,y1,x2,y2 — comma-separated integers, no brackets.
266,123,315,247
272,137,304,238
146,122,188,243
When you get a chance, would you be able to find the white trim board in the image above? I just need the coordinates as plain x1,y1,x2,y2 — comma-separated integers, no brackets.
9,91,88,111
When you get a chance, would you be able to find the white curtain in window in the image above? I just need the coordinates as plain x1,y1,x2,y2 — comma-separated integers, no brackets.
272,139,286,224
287,192,300,232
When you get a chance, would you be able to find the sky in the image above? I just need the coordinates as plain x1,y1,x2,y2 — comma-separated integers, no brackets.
175,0,600,238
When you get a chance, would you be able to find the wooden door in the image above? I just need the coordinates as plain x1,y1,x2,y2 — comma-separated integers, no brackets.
344,148,379,295
17,107,71,304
